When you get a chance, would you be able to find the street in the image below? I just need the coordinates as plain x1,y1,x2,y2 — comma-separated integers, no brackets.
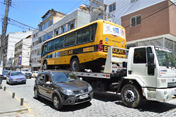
1,78,176,117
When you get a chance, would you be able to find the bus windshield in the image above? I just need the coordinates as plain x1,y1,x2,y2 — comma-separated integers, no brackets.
155,48,176,67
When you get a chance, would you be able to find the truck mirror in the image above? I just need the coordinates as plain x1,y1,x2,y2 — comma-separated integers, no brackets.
123,62,127,68
148,53,154,63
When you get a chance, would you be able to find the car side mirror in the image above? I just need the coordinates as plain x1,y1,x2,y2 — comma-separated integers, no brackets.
148,53,154,63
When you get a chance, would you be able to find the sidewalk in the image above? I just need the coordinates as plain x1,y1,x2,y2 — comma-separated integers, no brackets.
0,87,27,114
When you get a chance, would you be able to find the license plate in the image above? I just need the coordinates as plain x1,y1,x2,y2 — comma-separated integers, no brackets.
17,80,22,82
174,89,176,95
79,94,88,99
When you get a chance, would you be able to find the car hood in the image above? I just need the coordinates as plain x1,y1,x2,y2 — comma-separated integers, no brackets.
56,80,88,90
10,75,26,79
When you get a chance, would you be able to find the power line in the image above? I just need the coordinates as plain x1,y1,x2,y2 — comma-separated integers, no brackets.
124,1,176,28
66,0,87,14
114,0,137,24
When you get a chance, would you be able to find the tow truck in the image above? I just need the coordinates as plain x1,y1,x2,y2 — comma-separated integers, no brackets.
73,45,176,108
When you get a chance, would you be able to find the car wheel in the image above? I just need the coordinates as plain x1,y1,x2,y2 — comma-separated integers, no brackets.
34,88,40,99
23,81,26,84
6,80,9,84
71,58,80,71
121,84,143,108
53,95,63,110
43,61,48,70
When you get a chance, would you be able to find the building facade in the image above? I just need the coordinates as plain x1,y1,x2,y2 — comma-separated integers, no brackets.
31,9,90,70
13,35,32,69
90,0,176,57
4,31,32,69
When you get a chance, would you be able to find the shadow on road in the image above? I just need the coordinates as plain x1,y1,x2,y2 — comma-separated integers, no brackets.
33,97,92,112
115,100,176,113
93,92,121,102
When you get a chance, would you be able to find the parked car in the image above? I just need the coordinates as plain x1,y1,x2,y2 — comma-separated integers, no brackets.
25,72,32,79
34,70,93,110
6,71,26,84
2,70,11,79
21,69,31,75
32,71,38,78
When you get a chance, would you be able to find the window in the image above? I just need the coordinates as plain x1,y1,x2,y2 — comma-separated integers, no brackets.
55,28,60,36
42,43,48,56
48,54,52,58
65,33,76,46
61,25,66,33
77,27,90,44
133,48,146,63
68,21,75,31
131,15,141,27
38,37,43,44
131,0,138,3
37,48,41,55
55,37,64,49
49,18,53,26
91,25,96,41
109,2,116,12
48,40,55,52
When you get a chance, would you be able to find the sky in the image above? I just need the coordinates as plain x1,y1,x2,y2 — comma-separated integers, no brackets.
0,0,89,35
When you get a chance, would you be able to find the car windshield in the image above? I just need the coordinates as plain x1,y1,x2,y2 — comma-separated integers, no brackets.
22,69,28,71
51,72,78,83
155,48,176,67
3,70,9,75
11,72,24,76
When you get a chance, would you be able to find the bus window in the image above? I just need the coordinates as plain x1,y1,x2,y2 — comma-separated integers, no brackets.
48,40,55,52
91,25,96,41
42,43,48,56
65,33,76,47
77,27,90,44
55,37,64,49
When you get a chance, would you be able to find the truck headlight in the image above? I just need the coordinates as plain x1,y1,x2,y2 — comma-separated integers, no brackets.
61,89,74,95
88,84,93,92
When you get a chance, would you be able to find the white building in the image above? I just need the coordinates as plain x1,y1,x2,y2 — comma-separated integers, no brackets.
13,35,32,68
4,31,32,69
31,9,90,70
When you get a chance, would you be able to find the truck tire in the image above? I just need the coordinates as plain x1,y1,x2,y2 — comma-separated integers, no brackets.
71,58,80,71
121,84,143,108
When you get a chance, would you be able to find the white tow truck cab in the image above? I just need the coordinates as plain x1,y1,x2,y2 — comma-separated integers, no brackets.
75,45,176,108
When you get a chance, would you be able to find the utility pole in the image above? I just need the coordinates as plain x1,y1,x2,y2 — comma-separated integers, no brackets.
1,0,10,69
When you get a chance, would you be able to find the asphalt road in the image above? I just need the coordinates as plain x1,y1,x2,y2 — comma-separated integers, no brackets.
1,78,176,117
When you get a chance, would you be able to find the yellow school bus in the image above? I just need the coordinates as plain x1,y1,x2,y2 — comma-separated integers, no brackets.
41,20,126,71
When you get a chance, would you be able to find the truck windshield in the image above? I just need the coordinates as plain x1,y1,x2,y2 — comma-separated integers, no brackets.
155,48,176,67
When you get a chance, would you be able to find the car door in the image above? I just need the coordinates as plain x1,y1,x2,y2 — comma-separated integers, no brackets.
37,74,45,96
43,74,53,99
131,47,156,87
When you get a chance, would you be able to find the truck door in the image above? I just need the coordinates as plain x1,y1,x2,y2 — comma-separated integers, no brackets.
131,47,156,87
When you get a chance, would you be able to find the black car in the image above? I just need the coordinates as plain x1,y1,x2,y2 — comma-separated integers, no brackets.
25,73,32,79
34,71,93,110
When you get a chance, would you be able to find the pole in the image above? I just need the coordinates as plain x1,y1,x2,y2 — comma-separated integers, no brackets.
1,0,10,69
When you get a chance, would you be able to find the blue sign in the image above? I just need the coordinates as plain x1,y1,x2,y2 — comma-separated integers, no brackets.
19,56,21,65
56,52,60,58
115,28,119,34
105,38,108,42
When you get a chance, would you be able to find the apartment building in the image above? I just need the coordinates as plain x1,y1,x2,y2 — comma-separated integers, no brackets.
13,35,32,69
31,9,90,70
4,31,32,69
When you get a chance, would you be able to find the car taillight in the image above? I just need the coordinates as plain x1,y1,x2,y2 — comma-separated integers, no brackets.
98,40,103,52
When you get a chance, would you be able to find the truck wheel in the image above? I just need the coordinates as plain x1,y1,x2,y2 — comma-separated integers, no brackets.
121,84,143,108
43,61,48,70
53,95,63,110
71,58,80,71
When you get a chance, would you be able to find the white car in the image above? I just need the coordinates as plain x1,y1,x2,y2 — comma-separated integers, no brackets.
32,71,38,78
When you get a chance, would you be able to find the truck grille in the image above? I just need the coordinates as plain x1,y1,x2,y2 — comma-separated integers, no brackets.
168,82,176,88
